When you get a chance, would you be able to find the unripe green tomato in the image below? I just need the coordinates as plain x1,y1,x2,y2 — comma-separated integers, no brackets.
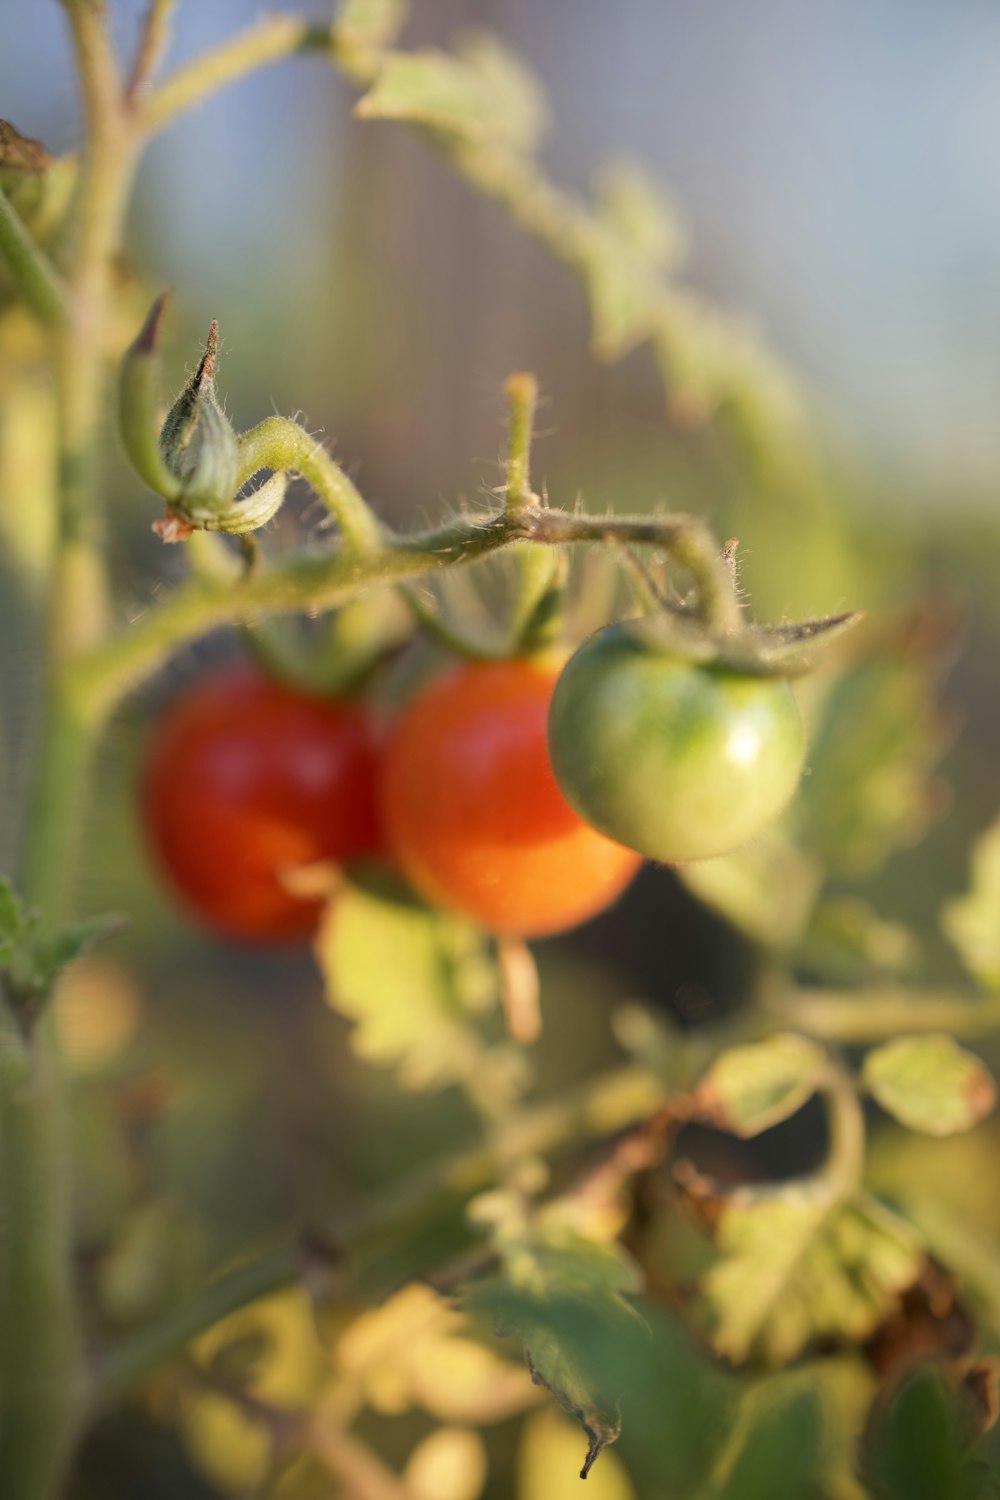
547,622,805,863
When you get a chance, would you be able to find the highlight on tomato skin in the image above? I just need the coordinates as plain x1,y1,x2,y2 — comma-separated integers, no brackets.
377,658,642,939
140,666,384,943
548,621,806,865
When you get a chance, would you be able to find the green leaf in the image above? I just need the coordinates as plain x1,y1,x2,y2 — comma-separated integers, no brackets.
796,896,921,987
333,0,407,54
677,832,822,949
315,872,497,1091
701,1187,923,1365
695,1034,827,1138
594,162,686,274
860,1367,992,1500
463,1235,644,1477
39,913,128,989
454,31,548,154
356,49,489,133
798,612,954,879
582,229,659,360
0,876,29,960
0,876,124,1012
943,818,1000,989
863,1035,997,1137
708,1385,823,1500
356,38,546,152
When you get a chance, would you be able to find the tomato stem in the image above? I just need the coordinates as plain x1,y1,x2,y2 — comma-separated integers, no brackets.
2,4,141,1493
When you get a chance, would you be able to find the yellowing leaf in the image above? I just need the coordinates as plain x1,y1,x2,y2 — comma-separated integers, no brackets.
356,49,485,131
190,1287,328,1410
405,1427,488,1500
334,0,407,54
336,1284,536,1424
455,31,548,153
695,1034,827,1138
863,1035,997,1137
315,875,496,1091
356,37,545,152
943,817,1000,989
181,1391,272,1497
702,1188,923,1365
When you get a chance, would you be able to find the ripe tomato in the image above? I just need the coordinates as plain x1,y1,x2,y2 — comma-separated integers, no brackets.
378,659,641,937
141,667,382,942
548,623,805,864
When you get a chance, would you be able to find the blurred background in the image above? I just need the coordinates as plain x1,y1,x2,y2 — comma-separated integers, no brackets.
5,2,1000,1497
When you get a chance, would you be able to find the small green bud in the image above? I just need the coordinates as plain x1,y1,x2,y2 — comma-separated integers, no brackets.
119,290,182,502
159,320,239,522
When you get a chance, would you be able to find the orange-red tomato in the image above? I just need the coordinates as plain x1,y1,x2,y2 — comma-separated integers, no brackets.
141,667,382,942
378,659,641,937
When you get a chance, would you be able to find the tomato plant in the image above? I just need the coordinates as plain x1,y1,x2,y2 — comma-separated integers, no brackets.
378,659,642,936
141,667,382,941
2,5,997,1499
548,621,806,863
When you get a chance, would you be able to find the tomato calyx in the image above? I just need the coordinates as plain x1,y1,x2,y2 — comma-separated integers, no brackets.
620,604,864,679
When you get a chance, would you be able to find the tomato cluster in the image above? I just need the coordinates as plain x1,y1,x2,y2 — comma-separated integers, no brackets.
141,627,804,944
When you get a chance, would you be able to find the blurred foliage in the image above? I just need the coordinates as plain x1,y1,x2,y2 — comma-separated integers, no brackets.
863,1036,997,1138
689,1174,924,1367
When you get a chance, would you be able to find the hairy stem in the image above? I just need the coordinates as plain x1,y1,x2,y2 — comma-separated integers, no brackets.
73,502,743,720
237,417,383,555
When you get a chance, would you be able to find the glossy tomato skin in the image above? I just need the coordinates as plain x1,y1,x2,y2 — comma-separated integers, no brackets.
378,659,641,938
141,667,382,942
548,623,805,864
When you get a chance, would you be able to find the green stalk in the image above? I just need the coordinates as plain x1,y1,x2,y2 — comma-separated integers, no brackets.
1,7,142,1496
0,1021,85,1499
0,187,69,326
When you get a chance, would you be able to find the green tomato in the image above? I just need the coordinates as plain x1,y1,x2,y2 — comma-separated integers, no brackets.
547,622,805,863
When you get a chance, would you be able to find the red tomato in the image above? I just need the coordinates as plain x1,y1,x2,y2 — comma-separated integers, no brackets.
141,667,382,942
378,659,641,937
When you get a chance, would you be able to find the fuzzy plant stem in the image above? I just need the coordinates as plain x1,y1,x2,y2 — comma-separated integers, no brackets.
1,6,142,1497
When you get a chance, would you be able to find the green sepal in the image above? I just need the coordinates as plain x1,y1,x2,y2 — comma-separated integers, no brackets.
622,606,863,679
159,320,240,519
118,290,183,502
